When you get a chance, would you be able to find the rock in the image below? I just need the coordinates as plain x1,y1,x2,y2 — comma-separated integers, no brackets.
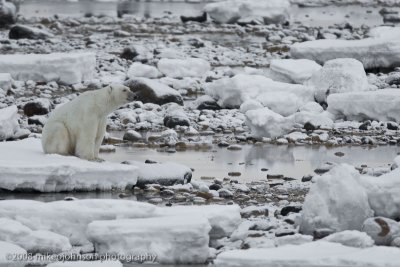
9,25,54,40
306,58,368,104
275,229,296,237
218,188,233,198
195,95,221,110
0,0,16,27
387,121,399,130
301,175,313,182
300,164,373,235
359,121,371,130
123,130,142,142
120,47,138,60
281,206,302,216
227,144,242,151
181,12,207,23
209,184,222,191
23,98,51,117
28,115,47,126
362,217,400,246
304,121,316,131
124,78,183,106
322,230,374,248
241,206,269,218
313,228,335,240
334,152,345,157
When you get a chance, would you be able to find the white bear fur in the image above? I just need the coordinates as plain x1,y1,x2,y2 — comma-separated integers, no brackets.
42,84,135,160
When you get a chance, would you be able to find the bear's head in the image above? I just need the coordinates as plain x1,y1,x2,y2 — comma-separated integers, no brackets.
108,84,137,105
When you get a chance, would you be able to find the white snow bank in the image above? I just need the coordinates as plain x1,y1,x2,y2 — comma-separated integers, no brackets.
128,161,192,187
206,74,314,115
0,241,26,264
300,164,373,235
214,241,400,267
47,261,122,267
327,89,400,123
368,26,400,39
270,59,321,84
306,58,369,103
87,216,211,264
0,138,138,192
155,204,241,239
0,218,71,254
126,62,161,79
0,52,95,84
291,38,400,69
0,73,12,90
0,199,156,246
0,105,19,141
157,58,210,78
204,0,290,24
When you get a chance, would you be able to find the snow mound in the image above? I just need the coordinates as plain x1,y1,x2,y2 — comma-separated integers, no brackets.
300,164,373,235
0,218,71,254
87,216,211,264
0,138,138,192
206,74,314,115
0,52,95,85
157,58,210,78
368,26,400,39
291,38,400,69
126,62,161,79
214,241,400,267
204,0,290,24
270,59,321,84
0,241,26,264
322,230,374,248
155,204,241,239
327,89,400,123
0,105,19,141
306,58,369,103
0,199,156,246
130,161,192,187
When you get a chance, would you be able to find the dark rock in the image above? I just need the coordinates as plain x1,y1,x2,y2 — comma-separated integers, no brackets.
145,159,157,164
28,116,46,126
23,99,51,117
387,121,399,130
383,13,400,23
275,229,296,237
218,188,233,198
209,183,222,191
304,121,316,131
334,152,345,157
124,79,183,106
281,206,302,216
267,174,284,179
313,228,335,240
359,121,371,130
261,168,268,172
164,115,190,128
181,12,207,23
195,95,221,110
187,38,205,48
0,0,16,27
301,175,313,182
228,172,241,177
218,141,230,147
122,130,142,142
160,189,175,197
9,25,54,40
120,47,138,60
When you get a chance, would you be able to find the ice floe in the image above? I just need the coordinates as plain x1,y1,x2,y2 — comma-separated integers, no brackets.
270,59,321,84
157,58,210,78
0,105,19,141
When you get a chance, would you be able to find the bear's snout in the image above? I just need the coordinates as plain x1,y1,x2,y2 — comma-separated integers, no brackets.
127,91,138,101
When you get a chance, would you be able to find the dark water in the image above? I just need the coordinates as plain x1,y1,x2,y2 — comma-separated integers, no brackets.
18,0,400,27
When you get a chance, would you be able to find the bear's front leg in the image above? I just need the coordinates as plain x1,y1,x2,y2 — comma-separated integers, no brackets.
94,118,107,159
75,129,97,161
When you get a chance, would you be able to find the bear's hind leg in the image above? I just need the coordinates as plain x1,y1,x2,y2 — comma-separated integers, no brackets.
42,122,71,155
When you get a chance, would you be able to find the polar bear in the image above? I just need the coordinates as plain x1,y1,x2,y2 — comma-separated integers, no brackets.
42,84,136,160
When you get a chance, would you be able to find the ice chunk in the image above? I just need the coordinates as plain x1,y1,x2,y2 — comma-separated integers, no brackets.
322,230,374,248
0,52,95,84
0,199,156,246
155,204,241,239
126,62,162,79
87,216,211,264
206,74,314,115
291,38,400,69
214,241,400,267
0,241,26,265
47,261,123,267
204,0,290,24
245,107,294,138
306,58,369,103
0,105,19,141
0,73,12,90
0,138,138,192
368,26,400,39
327,89,400,123
0,218,72,254
157,58,210,78
300,164,373,235
362,217,400,246
270,59,321,84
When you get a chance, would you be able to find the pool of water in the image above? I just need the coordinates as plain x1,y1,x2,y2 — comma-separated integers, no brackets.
102,143,399,181
18,0,399,27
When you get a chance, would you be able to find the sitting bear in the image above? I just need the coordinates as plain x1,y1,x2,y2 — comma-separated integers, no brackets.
42,84,136,160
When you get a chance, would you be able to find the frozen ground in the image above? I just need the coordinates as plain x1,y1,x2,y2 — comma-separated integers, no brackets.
1,0,400,266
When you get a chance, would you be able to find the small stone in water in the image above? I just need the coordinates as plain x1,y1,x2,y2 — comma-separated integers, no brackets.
267,174,284,179
334,151,345,157
302,175,313,182
228,172,241,177
261,168,268,171
227,144,242,150
218,189,233,198
145,159,157,164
